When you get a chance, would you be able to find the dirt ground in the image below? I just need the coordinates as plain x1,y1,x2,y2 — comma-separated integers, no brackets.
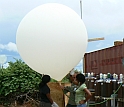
48,82,71,107
0,83,71,107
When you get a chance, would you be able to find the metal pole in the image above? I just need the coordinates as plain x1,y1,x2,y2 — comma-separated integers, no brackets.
80,0,83,19
80,0,85,73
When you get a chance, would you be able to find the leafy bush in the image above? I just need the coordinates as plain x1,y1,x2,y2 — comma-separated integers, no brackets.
0,59,42,105
0,59,70,106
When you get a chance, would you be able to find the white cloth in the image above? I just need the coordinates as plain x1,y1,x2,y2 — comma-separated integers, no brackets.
51,102,59,107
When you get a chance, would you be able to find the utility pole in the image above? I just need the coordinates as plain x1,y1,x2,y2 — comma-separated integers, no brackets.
80,0,83,19
79,0,105,73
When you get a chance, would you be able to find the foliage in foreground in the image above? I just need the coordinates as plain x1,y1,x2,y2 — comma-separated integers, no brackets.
0,59,56,106
0,59,81,106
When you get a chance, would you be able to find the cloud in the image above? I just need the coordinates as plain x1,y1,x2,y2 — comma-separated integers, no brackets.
99,0,118,5
75,59,83,72
3,62,9,68
0,42,18,52
96,42,103,48
83,0,124,36
0,8,4,20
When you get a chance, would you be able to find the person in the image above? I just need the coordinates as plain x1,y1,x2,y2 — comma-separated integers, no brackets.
39,75,59,107
75,74,92,107
60,69,79,107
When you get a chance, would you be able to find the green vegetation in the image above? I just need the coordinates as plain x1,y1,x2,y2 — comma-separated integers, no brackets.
0,59,41,105
0,59,64,106
0,59,81,106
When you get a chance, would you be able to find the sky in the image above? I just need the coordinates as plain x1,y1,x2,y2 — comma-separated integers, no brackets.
0,0,124,71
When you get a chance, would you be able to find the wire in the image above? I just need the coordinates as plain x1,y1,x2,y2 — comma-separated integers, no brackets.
89,82,122,106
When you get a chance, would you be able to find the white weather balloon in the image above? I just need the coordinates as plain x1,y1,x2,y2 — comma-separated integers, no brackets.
16,3,88,81
0,55,7,64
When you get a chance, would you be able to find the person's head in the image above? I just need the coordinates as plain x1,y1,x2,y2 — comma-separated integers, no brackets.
42,75,51,84
68,68,77,81
76,73,85,84
69,72,79,84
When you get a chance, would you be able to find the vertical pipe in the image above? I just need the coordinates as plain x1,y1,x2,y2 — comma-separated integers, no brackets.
80,0,84,72
83,57,85,73
80,0,83,19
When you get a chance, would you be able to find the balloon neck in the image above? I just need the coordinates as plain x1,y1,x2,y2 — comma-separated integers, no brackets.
58,81,62,85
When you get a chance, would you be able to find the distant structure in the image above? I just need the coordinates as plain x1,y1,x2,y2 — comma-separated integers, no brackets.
80,0,105,71
79,0,105,43
114,40,123,46
88,37,104,42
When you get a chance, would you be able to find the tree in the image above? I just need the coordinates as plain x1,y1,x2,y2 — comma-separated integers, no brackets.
0,59,42,105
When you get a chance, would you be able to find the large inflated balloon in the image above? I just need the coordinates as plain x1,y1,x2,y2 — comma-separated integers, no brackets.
16,3,88,81
0,55,7,64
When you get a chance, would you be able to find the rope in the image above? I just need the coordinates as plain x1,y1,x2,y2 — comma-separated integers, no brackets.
89,83,122,106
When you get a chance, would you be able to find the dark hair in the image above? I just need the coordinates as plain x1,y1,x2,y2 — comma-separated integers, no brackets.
39,75,51,88
76,74,85,83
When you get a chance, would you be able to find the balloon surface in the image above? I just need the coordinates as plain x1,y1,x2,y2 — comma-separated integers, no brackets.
0,55,7,64
16,3,88,81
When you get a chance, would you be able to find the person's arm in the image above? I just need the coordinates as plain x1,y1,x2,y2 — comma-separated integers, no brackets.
46,93,53,104
79,88,92,104
60,84,71,93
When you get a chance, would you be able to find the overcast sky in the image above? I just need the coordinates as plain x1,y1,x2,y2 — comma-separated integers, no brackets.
0,0,124,70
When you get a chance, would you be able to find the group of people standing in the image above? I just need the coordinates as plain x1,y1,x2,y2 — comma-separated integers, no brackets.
61,70,92,107
38,70,92,107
